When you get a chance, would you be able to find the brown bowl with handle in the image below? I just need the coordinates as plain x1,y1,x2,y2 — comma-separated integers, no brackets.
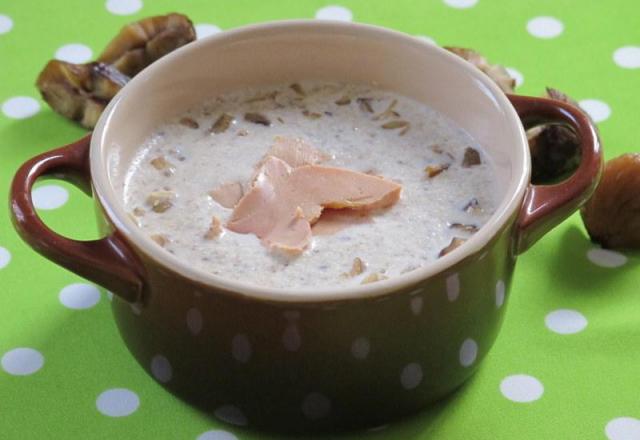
10,20,601,432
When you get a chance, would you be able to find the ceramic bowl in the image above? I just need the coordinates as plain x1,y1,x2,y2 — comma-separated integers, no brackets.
11,20,601,432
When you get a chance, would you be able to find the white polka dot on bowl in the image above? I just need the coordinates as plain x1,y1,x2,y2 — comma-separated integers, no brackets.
302,392,332,420
459,338,478,367
400,362,423,390
214,405,248,426
150,355,172,383
410,296,423,315
351,337,370,360
282,324,301,351
186,307,203,335
495,279,505,308
446,273,460,301
231,334,252,363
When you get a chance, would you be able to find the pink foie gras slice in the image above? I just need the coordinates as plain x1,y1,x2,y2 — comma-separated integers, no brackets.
263,136,331,168
209,136,329,209
209,182,244,209
311,209,373,236
227,156,402,253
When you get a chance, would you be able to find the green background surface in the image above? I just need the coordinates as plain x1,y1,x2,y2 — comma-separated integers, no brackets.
1,1,639,439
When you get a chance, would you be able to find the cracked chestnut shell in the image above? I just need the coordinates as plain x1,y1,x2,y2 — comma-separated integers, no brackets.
35,12,195,129
98,13,196,77
36,61,129,128
445,47,516,93
581,153,640,249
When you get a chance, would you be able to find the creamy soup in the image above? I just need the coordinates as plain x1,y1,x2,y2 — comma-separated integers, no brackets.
121,81,499,289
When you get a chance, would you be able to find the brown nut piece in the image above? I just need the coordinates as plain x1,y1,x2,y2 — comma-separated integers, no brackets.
445,47,516,93
36,13,195,129
36,61,129,129
438,237,466,257
98,13,196,77
581,153,640,249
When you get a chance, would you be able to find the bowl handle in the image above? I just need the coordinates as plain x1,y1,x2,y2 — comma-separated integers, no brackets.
508,94,603,254
9,135,143,303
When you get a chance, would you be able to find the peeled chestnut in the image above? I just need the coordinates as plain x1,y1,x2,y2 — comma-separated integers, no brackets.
581,153,640,249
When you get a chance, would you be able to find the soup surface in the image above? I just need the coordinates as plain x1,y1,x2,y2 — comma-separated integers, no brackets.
122,81,499,289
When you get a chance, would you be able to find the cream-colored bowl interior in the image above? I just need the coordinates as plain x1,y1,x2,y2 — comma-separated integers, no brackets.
92,20,529,302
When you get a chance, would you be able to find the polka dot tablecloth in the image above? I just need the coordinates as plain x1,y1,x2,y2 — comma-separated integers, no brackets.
1,1,639,439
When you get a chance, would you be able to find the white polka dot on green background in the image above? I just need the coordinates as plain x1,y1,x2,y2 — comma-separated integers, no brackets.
443,0,478,9
55,43,93,63
0,14,13,34
96,388,140,417
606,417,640,440
545,309,588,334
105,0,142,15
195,24,221,39
315,5,353,21
526,16,564,39
59,283,101,309
500,375,544,403
0,246,11,269
2,348,44,376
579,99,611,123
613,46,640,69
587,248,628,268
197,431,238,440
32,185,69,210
2,96,40,119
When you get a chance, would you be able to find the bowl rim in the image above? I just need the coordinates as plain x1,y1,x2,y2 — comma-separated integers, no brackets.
91,19,530,303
